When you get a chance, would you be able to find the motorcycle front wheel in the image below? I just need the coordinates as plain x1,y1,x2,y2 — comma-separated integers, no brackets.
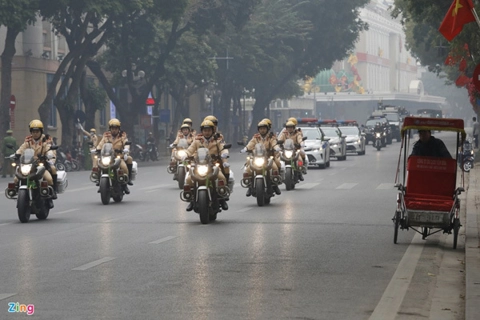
100,178,110,205
285,168,294,191
177,166,186,189
256,178,265,207
17,189,31,223
463,161,472,172
198,190,210,224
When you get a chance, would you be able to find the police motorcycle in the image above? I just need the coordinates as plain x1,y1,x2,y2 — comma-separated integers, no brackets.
5,146,67,223
167,138,189,189
278,138,306,190
144,141,159,161
180,145,231,224
90,141,136,205
374,131,383,151
241,143,281,206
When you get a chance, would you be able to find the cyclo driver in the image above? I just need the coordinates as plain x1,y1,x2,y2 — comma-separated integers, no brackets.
241,120,282,196
95,119,134,194
14,120,57,199
183,119,230,211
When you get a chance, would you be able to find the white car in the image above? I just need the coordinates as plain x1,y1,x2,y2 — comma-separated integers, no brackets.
319,126,347,160
338,125,366,155
300,126,331,169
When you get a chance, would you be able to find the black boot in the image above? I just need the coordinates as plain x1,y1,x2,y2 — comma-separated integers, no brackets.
220,199,229,210
246,188,251,197
298,173,304,181
186,202,194,211
123,184,130,194
127,164,133,186
51,174,58,199
273,185,281,195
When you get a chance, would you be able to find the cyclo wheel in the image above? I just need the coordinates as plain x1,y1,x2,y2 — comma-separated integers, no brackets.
393,211,400,244
453,218,460,249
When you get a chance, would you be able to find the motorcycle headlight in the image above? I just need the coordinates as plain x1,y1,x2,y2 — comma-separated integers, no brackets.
101,156,111,166
285,150,293,158
358,139,361,143
196,165,208,177
176,150,187,159
375,133,381,138
20,164,32,176
254,157,265,167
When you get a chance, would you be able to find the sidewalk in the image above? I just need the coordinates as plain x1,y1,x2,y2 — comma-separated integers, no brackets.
465,165,480,320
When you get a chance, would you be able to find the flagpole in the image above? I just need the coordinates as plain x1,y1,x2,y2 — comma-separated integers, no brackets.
471,8,480,29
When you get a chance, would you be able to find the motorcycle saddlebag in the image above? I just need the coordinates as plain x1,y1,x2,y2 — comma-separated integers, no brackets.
131,161,138,181
57,170,68,194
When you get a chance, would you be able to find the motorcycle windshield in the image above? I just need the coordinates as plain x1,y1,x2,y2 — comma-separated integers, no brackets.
284,139,295,151
21,148,35,164
253,143,267,157
196,148,209,165
178,138,189,149
101,143,114,157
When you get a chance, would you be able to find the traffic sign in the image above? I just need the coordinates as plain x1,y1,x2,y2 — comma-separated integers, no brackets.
473,64,480,91
9,95,16,111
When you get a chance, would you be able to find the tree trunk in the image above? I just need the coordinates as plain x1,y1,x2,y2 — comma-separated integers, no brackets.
80,71,96,131
0,28,19,156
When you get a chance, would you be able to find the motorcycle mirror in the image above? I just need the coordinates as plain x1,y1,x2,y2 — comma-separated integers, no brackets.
49,145,59,150
125,141,132,146
237,141,245,146
302,137,307,141
223,144,232,149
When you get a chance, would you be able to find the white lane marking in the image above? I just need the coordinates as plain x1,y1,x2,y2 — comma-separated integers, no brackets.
149,236,177,244
296,183,319,189
103,209,152,223
0,223,13,227
54,208,80,215
139,184,169,191
376,183,394,190
0,293,16,301
72,257,116,271
146,189,161,193
236,207,253,213
336,183,358,189
369,233,424,320
66,186,93,193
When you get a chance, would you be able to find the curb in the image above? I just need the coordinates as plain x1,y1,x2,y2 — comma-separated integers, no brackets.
465,165,480,320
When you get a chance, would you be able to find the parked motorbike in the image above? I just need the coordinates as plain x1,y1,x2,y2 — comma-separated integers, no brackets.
459,139,475,172
180,145,231,224
90,142,135,205
144,141,159,161
279,138,304,190
4,146,67,223
241,143,281,206
167,138,189,189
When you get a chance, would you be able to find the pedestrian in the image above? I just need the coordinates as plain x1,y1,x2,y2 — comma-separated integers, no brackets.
2,129,17,178
472,116,479,149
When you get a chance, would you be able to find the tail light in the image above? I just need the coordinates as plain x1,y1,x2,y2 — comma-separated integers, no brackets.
8,183,16,190
273,170,279,176
92,167,99,172
118,169,124,176
183,185,191,192
298,160,303,167
41,181,48,188
218,180,225,187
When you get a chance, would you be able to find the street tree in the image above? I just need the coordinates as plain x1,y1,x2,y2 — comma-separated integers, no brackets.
0,0,38,146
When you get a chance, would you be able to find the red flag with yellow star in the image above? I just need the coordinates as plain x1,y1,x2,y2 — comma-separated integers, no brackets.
439,0,476,41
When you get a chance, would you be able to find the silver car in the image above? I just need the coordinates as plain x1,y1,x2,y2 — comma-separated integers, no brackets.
338,125,366,155
300,127,331,169
320,126,347,161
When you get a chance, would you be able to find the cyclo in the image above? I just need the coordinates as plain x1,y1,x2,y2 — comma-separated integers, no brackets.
393,117,465,249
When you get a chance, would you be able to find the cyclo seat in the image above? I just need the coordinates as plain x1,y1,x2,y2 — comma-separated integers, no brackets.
404,156,456,212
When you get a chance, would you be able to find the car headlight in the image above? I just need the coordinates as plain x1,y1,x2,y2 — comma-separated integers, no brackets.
375,133,381,138
176,150,187,159
254,157,265,167
284,150,293,158
196,165,208,177
331,144,338,148
101,156,111,166
20,164,32,175
358,139,361,143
